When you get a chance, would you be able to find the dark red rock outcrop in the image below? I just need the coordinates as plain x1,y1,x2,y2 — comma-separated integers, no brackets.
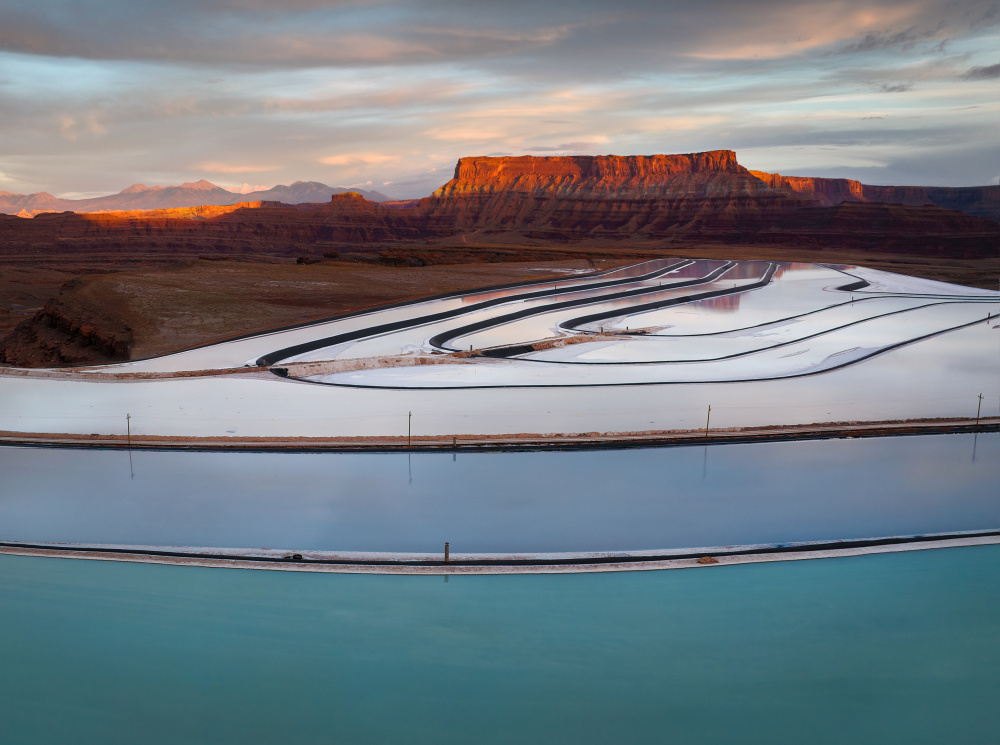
750,170,1000,222
749,171,866,205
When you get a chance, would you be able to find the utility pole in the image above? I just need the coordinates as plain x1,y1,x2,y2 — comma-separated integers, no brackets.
705,405,711,437
976,393,983,427
408,411,412,448
126,413,131,447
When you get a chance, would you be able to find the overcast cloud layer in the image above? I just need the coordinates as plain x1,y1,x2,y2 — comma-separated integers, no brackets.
0,0,997,198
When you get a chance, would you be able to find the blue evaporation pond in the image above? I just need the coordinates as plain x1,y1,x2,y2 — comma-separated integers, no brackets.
1,433,997,552
1,547,998,743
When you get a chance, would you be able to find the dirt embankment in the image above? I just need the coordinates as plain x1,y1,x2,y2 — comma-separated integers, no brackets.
0,280,135,366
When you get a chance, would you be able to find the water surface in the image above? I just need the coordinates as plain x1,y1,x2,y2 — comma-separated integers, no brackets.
2,433,996,552
1,547,997,744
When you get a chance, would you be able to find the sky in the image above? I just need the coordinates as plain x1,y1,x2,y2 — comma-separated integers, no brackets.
0,0,997,199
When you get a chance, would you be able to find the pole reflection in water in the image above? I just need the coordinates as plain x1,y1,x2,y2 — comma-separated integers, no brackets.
1,434,996,554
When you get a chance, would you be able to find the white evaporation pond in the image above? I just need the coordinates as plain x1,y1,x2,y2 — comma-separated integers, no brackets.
311,302,996,387
609,263,856,335
280,260,712,364
2,320,996,438
452,262,761,351
840,265,1000,297
522,298,975,363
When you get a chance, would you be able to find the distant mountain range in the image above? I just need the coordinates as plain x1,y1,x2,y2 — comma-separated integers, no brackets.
0,180,391,216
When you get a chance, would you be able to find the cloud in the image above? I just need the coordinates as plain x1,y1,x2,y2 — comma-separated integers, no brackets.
836,28,931,55
0,3,593,68
877,82,914,92
962,62,1000,79
227,182,274,194
689,3,923,60
319,153,399,166
197,162,279,173
422,124,511,141
527,141,605,152
1,1,998,197
0,1,992,70
58,112,106,140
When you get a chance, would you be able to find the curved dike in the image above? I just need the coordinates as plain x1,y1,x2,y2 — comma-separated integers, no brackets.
256,259,692,366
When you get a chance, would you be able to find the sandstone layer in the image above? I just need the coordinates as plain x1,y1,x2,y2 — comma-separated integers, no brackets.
417,151,808,238
750,170,999,222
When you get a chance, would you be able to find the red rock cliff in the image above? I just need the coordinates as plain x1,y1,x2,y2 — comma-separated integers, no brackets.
418,151,807,236
435,151,764,198
751,170,999,222
749,171,866,205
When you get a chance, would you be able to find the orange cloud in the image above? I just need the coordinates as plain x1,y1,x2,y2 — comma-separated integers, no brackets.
686,2,922,60
319,154,400,166
197,162,279,173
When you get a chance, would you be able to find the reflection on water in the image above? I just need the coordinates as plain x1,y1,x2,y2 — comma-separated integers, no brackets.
660,260,814,320
1,434,996,553
637,262,856,333
686,292,743,314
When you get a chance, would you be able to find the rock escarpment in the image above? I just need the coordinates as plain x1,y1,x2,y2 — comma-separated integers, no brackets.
750,170,1000,222
413,152,997,250
435,151,758,197
749,171,866,204
417,151,810,239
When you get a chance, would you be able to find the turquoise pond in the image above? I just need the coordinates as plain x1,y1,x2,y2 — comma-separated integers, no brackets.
1,546,999,744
